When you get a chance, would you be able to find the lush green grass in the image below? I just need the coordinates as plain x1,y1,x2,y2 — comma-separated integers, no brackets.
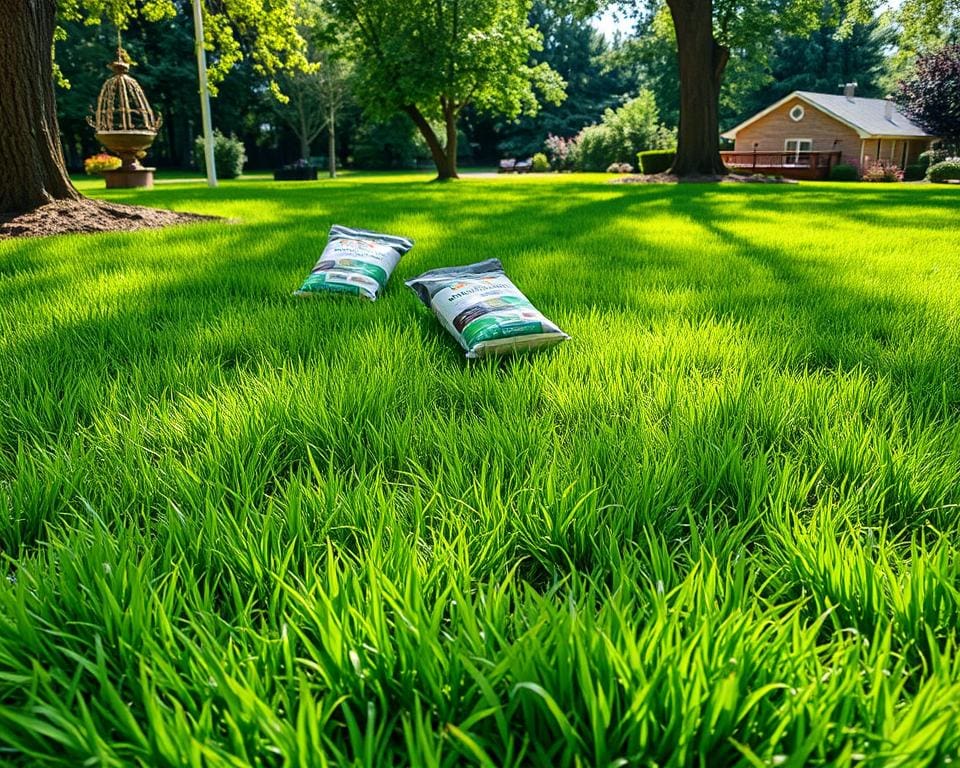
2,173,960,766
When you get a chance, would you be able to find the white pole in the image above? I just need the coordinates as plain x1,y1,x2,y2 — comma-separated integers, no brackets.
192,0,217,187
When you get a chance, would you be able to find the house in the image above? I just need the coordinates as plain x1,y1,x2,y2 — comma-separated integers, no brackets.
720,84,937,178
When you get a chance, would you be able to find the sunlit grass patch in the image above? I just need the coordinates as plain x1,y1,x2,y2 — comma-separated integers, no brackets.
1,174,959,765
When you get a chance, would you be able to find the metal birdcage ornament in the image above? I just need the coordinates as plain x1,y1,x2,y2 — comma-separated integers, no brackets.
87,46,162,188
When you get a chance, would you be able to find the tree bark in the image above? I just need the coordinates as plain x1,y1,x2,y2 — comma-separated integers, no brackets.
328,104,336,179
403,104,458,180
298,105,311,161
0,0,82,213
666,0,730,177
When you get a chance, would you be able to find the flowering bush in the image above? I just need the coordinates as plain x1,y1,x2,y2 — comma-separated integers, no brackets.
84,153,122,174
927,160,960,182
862,163,901,182
544,134,578,171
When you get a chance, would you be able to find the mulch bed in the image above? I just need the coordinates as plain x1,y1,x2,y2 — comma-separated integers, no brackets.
612,172,797,184
0,199,217,240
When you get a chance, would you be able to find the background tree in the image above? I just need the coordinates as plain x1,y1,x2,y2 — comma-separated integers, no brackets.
327,0,566,179
896,43,960,151
738,2,891,122
0,0,309,214
274,51,352,177
492,0,629,157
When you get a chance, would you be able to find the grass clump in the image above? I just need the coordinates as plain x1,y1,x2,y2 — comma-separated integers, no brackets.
1,173,960,765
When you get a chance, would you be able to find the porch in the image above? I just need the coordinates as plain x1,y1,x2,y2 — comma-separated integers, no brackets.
719,150,843,180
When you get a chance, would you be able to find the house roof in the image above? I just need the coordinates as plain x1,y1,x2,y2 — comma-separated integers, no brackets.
721,90,935,140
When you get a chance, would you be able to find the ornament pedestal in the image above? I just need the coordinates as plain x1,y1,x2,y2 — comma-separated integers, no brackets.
103,168,155,189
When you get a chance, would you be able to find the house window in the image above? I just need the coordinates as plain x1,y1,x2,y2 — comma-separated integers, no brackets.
789,105,805,122
784,138,812,165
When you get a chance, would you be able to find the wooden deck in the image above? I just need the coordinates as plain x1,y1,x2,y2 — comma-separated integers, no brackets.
720,150,843,180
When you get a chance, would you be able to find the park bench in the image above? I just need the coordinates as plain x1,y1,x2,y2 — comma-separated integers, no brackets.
498,157,534,173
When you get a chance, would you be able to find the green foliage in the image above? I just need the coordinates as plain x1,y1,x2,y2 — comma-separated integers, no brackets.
638,148,675,174
194,130,247,178
736,1,892,125
919,148,951,168
327,0,566,125
2,174,960,764
903,163,927,180
351,115,428,169
493,0,630,158
829,163,860,181
573,91,673,171
927,159,960,181
574,123,614,171
531,152,550,171
55,0,311,95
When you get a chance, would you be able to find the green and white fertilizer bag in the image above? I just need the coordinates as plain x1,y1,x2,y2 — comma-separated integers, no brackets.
406,259,570,359
294,225,413,301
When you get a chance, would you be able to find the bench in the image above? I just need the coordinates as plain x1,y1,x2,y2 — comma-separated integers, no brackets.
498,157,533,173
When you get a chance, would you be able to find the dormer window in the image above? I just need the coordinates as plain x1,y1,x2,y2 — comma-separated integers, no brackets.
789,105,805,122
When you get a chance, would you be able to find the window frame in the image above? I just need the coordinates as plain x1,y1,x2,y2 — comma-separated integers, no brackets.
784,138,813,166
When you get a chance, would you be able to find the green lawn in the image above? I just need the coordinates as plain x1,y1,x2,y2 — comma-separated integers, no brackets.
2,173,960,766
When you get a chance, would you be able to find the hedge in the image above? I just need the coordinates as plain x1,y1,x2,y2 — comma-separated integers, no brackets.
637,149,675,174
927,160,960,182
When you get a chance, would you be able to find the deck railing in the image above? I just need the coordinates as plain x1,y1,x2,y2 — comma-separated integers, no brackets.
720,150,842,171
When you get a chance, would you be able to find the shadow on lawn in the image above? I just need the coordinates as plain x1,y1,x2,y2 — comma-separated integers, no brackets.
1,180,958,414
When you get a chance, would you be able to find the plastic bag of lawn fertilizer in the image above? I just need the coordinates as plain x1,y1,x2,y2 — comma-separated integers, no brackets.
294,225,413,301
406,259,569,359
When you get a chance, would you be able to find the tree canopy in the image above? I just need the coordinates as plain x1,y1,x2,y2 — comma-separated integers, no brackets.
896,43,960,150
327,0,566,177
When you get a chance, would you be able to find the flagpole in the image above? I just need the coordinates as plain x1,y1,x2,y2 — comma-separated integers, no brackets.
192,0,217,187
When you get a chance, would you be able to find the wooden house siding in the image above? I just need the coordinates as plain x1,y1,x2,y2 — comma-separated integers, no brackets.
733,97,862,165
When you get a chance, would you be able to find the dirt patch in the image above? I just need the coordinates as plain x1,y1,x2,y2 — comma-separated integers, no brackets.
0,199,218,240
612,172,797,185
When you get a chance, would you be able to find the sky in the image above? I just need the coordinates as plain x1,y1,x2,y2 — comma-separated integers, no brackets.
591,7,636,40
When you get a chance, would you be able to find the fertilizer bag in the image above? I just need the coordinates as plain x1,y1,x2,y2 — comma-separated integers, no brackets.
405,259,569,359
295,225,413,301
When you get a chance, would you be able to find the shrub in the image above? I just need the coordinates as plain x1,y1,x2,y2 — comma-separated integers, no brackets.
602,92,675,163
544,134,578,171
829,163,860,181
84,153,122,174
575,124,616,171
918,148,949,169
862,163,901,182
531,153,550,172
567,89,675,172
903,164,926,181
638,149,675,174
194,130,247,179
927,160,960,182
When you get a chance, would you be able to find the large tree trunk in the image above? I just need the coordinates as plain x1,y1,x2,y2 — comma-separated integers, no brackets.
666,0,730,177
403,104,458,180
0,0,81,213
328,104,336,179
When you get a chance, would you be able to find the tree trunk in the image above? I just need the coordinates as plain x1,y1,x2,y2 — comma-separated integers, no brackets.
0,0,81,213
328,104,336,179
403,104,458,180
298,110,311,161
666,0,729,177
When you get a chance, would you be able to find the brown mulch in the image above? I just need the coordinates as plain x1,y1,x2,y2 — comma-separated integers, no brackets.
0,199,218,240
612,172,797,185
